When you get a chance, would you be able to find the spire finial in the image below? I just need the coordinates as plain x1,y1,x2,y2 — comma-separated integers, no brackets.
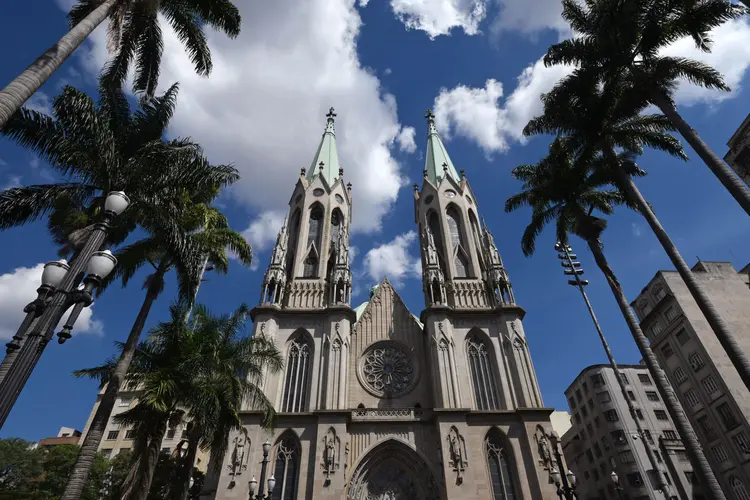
425,109,435,123
338,167,344,178
319,161,325,172
442,162,448,173
301,167,306,176
326,107,337,121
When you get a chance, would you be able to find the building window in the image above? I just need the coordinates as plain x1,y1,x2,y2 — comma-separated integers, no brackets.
161,447,170,453
582,381,589,394
684,388,700,408
620,373,630,385
282,333,311,412
627,391,636,401
581,405,588,418
717,402,740,430
664,307,678,322
592,469,600,481
486,432,518,500
701,375,719,396
730,476,750,500
166,428,176,439
302,205,324,278
674,367,688,383
587,423,594,436
593,443,602,458
446,206,471,278
685,471,697,485
732,433,750,456
576,388,582,403
653,450,662,462
594,416,601,428
651,322,665,336
272,436,300,500
661,344,674,359
101,449,112,458
643,430,654,444
620,450,636,463
688,352,705,371
638,374,653,385
285,209,301,277
468,211,486,273
675,450,688,462
663,430,677,440
646,391,659,401
586,449,594,464
627,472,645,487
591,373,605,387
697,416,717,440
601,436,610,450
712,444,729,463
635,409,644,420
119,397,132,407
611,430,627,445
588,399,594,411
125,430,135,440
605,410,619,422
467,335,500,410
106,430,119,440
654,410,668,420
597,391,611,403
568,396,577,410
654,288,667,301
575,413,581,424
675,328,689,345
181,429,188,439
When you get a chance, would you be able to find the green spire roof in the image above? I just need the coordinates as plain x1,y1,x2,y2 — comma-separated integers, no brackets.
308,107,341,186
424,109,460,185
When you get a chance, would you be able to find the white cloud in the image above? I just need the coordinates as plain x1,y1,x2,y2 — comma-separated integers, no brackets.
0,263,103,340
389,0,489,38
72,0,407,233
433,60,572,154
490,0,568,37
241,211,287,270
2,176,22,190
363,231,421,285
631,222,643,238
396,126,417,153
662,18,750,105
383,68,392,75
26,91,52,115
359,0,370,5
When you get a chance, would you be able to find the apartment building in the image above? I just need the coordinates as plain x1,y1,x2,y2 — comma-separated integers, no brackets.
724,112,750,186
561,364,698,500
632,261,750,499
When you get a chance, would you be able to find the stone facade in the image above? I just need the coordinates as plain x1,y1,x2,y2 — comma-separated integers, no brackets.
724,112,750,186
199,110,559,500
632,261,750,498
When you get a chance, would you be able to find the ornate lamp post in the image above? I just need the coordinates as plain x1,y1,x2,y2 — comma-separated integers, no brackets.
248,440,276,499
0,191,129,428
548,431,577,499
611,471,626,500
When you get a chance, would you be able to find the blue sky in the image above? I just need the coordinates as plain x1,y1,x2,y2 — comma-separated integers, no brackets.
0,0,749,441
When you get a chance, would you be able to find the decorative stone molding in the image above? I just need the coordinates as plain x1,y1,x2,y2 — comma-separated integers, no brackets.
447,426,468,484
357,341,418,398
351,407,424,422
534,426,553,471
321,427,341,484
226,430,250,485
447,279,492,309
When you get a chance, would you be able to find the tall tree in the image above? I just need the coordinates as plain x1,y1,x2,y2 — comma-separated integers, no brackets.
0,0,241,130
544,0,750,213
64,195,251,500
505,139,672,495
525,72,728,499
76,303,281,500
0,81,234,382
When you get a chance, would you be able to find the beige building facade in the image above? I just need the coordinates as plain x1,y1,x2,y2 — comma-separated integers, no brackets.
724,112,750,186
199,110,560,500
632,261,750,499
561,365,699,500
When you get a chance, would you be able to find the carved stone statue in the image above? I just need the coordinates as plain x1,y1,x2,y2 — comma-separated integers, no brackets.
447,426,468,484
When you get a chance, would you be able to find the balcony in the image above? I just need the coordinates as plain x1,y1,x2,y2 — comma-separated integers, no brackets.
351,408,425,422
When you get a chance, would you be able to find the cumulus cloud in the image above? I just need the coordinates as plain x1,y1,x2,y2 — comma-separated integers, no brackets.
490,0,568,37
433,60,572,154
241,211,287,270
396,126,417,153
389,0,489,38
72,0,408,233
1,176,22,190
363,231,421,286
26,91,52,115
0,263,103,340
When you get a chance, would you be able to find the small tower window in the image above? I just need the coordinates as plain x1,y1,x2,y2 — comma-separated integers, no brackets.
467,333,499,410
303,205,323,278
428,212,447,275
486,430,518,500
285,209,301,277
282,333,311,412
446,206,471,278
469,210,485,272
272,435,301,500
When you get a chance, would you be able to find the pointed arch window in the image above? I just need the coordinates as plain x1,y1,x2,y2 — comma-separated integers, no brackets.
731,476,750,500
486,432,517,500
272,435,300,500
327,208,344,278
285,209,301,277
467,333,499,410
428,211,447,275
446,206,471,278
303,205,323,278
469,210,485,273
282,333,311,412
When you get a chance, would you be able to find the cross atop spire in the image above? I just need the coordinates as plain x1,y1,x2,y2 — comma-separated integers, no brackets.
423,109,460,185
327,107,337,121
425,109,435,122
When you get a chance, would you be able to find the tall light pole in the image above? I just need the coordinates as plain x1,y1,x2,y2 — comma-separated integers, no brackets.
555,242,669,496
0,191,129,428
548,431,577,499
248,440,276,500
611,471,626,500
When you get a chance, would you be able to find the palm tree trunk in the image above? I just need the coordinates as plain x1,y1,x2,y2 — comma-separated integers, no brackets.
171,427,200,500
571,238,669,493
584,237,727,499
0,0,118,129
61,265,167,500
122,416,169,500
611,160,750,393
652,93,750,215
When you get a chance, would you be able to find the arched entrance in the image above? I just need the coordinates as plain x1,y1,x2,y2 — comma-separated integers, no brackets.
347,439,442,500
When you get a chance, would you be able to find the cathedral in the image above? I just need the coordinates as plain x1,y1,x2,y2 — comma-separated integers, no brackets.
200,109,559,499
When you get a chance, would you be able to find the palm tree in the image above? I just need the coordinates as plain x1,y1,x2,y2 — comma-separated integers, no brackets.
506,139,676,495
76,303,281,500
0,0,241,130
64,194,251,500
544,0,750,213
524,76,727,498
0,81,233,384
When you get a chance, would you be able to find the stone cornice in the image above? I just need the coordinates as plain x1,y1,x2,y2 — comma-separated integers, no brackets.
250,304,356,322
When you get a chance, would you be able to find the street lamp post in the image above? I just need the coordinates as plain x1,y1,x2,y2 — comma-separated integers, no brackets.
554,242,670,496
548,431,577,499
0,191,129,428
611,471,626,500
248,440,276,499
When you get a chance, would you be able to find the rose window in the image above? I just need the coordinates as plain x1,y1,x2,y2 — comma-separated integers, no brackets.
360,342,415,397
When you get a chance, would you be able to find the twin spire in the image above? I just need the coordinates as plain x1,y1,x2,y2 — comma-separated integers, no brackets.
307,107,462,187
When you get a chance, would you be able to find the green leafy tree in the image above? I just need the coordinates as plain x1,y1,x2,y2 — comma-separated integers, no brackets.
543,0,750,212
0,0,242,129
524,74,727,498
